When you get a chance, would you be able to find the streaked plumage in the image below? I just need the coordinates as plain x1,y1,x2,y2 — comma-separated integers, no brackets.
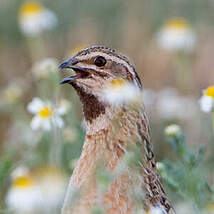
59,46,175,214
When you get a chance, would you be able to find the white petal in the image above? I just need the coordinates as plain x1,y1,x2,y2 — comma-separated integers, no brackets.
199,96,213,112
19,14,43,36
11,166,29,180
6,186,44,212
57,99,70,115
27,98,44,114
19,9,57,37
53,116,64,128
157,28,196,52
30,116,42,130
32,58,58,79
42,119,51,131
57,107,67,115
41,10,57,30
103,83,141,106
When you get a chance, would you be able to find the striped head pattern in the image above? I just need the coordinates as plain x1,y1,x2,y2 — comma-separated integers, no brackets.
59,46,142,97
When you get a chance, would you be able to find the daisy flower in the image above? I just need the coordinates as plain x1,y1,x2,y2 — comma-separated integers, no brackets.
164,124,182,137
199,85,214,113
18,1,57,37
34,166,67,211
102,79,142,106
157,88,197,120
156,17,196,52
27,97,67,131
6,171,43,214
32,58,58,79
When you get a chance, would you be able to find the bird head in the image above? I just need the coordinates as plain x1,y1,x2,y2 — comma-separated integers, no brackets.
59,46,142,123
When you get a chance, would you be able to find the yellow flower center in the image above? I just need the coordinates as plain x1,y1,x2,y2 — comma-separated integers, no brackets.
19,1,44,16
38,106,52,118
13,176,34,188
165,17,189,30
205,86,214,98
109,79,127,89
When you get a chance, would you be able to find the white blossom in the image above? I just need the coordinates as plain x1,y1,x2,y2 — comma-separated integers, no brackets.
102,79,142,106
27,97,67,131
32,58,58,79
157,88,197,120
199,86,214,113
165,124,182,137
18,1,57,37
6,172,44,214
156,17,196,52
34,166,67,211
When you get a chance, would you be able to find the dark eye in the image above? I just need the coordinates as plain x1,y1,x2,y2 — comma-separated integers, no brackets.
94,56,106,67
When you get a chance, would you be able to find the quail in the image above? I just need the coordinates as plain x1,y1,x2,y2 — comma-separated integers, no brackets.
59,46,175,214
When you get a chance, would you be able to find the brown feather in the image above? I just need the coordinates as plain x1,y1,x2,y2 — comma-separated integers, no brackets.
60,46,175,214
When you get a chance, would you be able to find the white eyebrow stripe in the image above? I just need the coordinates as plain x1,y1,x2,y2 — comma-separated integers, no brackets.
77,63,116,78
78,62,113,77
77,52,136,77
78,62,140,87
77,63,102,71
77,52,141,88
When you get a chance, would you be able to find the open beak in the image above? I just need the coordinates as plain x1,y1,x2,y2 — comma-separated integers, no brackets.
59,58,89,84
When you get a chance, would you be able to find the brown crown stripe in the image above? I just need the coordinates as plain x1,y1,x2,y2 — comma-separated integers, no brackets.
74,46,142,88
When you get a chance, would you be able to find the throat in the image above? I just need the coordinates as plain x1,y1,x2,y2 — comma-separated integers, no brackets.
71,83,106,123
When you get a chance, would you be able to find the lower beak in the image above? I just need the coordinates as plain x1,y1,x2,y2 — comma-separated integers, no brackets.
59,60,89,84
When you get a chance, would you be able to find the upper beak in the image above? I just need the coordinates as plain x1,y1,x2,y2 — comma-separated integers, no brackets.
59,58,88,84
59,61,86,72
59,58,85,71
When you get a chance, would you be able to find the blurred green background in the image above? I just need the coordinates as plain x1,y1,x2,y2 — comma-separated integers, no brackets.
0,0,214,213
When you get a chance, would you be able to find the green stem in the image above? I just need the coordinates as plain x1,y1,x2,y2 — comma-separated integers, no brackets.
212,111,214,138
48,120,62,166
26,36,46,62
174,52,194,93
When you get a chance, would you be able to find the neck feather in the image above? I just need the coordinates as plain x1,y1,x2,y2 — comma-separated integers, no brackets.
69,84,174,213
71,83,106,124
